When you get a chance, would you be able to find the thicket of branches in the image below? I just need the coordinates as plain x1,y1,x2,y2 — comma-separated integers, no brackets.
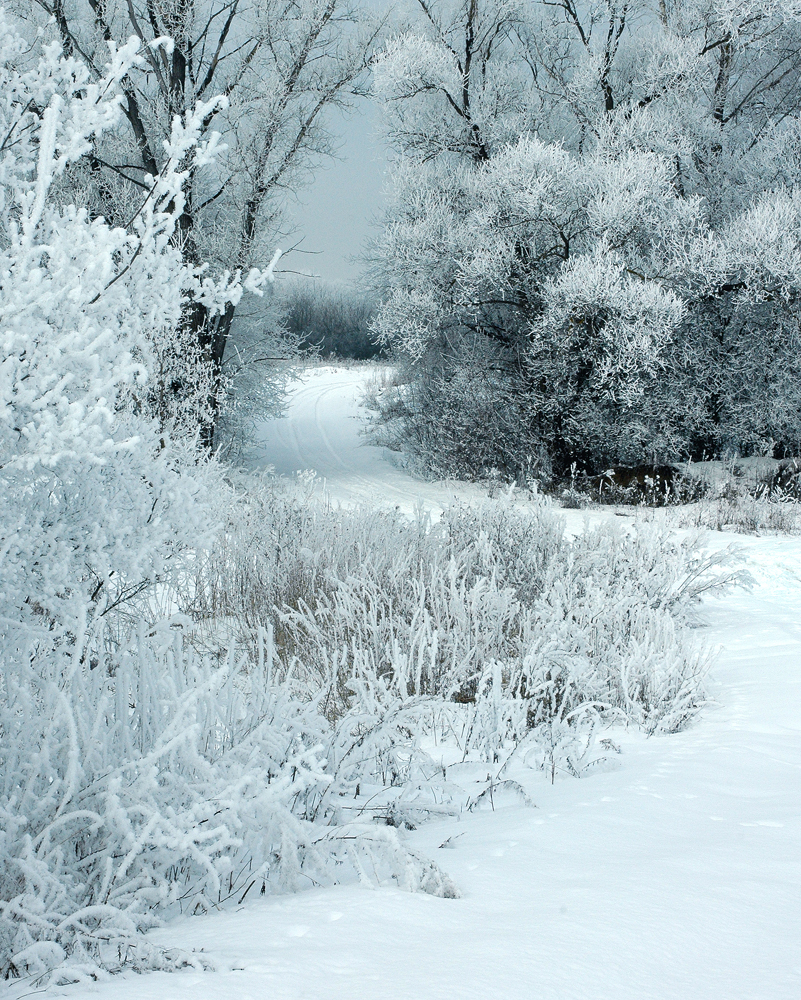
13,0,384,446
191,482,738,739
282,280,380,359
368,0,801,480
1,473,734,982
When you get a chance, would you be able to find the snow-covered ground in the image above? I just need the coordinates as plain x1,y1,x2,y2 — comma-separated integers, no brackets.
247,365,491,515
26,367,801,1000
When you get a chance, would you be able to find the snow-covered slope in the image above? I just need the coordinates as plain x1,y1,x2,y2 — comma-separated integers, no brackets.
31,367,800,1000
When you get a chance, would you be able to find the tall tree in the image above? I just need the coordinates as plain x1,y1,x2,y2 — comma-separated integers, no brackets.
0,19,240,638
22,0,384,446
369,0,801,477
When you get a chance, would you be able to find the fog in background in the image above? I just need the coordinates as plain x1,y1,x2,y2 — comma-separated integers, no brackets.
281,100,387,286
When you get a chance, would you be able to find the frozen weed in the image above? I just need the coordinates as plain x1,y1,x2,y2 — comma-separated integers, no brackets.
187,483,742,746
0,624,459,986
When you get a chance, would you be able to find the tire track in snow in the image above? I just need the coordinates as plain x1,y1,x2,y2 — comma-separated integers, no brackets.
251,367,487,514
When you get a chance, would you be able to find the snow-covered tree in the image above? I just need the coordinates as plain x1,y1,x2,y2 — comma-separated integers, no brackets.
18,0,384,446
374,0,537,163
0,11,274,642
369,0,801,477
369,131,706,474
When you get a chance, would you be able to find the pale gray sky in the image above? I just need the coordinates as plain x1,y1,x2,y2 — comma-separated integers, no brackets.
281,100,388,287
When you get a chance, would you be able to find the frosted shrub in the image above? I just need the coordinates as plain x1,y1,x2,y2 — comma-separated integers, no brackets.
0,627,321,982
0,12,283,651
189,484,740,749
677,472,801,535
0,625,459,985
1,16,211,647
523,707,609,785
369,2,801,476
368,357,540,482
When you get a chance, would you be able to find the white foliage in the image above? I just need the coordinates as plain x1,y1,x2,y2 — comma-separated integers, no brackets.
0,630,325,982
373,34,461,100
536,243,686,396
0,13,259,636
718,187,801,296
192,484,739,752
0,466,740,984
369,0,801,474
0,624,459,984
371,131,698,466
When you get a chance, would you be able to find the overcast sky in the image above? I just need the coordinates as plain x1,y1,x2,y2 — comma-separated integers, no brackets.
280,100,388,287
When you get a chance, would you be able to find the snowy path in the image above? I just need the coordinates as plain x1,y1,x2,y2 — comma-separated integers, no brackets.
247,366,489,514
28,367,801,1000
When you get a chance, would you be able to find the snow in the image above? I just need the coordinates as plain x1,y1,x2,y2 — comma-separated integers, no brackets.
248,365,490,514
24,366,801,1000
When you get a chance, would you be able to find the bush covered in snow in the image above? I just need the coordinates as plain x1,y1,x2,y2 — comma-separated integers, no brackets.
367,0,801,479
190,484,741,743
0,624,461,986
0,12,250,648
1,475,741,986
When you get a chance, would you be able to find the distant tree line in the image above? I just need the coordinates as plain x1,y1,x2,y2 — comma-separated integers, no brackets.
283,281,381,360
